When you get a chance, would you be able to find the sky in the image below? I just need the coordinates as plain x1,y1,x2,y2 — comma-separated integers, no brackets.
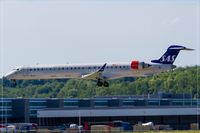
0,0,200,77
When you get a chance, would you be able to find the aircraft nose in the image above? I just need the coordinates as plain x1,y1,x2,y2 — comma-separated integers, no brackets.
4,70,17,80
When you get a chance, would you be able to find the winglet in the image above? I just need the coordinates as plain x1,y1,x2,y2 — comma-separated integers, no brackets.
98,63,107,72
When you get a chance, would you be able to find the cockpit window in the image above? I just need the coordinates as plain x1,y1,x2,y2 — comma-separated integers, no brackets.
13,68,20,71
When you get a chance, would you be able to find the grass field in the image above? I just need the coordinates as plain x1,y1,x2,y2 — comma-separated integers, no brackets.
123,131,200,133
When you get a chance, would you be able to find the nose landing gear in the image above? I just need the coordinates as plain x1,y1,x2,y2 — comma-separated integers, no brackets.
11,80,17,87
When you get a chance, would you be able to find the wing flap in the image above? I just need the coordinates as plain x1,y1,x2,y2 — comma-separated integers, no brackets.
81,71,101,80
81,63,107,80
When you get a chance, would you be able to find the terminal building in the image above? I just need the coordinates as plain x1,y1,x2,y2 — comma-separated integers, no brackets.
1,93,200,130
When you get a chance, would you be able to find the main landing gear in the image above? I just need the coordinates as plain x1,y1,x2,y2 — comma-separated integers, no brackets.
11,80,17,87
97,80,109,87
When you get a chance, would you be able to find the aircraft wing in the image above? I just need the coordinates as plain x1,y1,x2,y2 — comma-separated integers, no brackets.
81,63,107,80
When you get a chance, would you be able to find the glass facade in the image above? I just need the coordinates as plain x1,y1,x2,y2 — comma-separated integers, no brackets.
64,99,78,107
171,99,200,106
94,99,108,107
123,99,135,106
29,99,47,117
0,99,12,118
0,98,199,119
147,99,160,106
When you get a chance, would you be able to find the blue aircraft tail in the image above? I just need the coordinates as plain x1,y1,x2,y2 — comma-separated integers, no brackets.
151,45,194,64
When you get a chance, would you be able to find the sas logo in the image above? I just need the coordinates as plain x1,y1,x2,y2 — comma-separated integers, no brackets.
160,55,176,62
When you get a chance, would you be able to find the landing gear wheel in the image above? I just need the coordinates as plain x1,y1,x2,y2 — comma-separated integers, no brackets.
97,81,103,87
103,81,109,87
11,80,17,87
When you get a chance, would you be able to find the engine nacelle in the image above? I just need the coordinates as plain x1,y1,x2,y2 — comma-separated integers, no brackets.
131,61,151,70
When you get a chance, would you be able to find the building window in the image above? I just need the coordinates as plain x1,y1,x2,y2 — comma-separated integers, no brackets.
95,100,108,106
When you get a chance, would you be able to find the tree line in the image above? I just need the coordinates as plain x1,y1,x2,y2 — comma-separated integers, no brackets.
0,66,199,98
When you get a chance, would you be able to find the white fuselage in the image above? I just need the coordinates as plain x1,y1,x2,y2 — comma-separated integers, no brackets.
5,63,174,80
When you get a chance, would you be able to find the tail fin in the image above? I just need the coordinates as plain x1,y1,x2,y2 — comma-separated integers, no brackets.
151,45,194,64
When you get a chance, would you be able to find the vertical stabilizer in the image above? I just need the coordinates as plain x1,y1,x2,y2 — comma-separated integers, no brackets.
151,45,194,64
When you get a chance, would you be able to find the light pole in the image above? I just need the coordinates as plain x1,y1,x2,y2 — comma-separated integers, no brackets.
79,110,81,126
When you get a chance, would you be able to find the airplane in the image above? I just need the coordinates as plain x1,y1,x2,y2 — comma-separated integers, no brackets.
4,45,194,87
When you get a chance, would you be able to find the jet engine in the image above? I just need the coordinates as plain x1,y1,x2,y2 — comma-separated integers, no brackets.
131,60,151,70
